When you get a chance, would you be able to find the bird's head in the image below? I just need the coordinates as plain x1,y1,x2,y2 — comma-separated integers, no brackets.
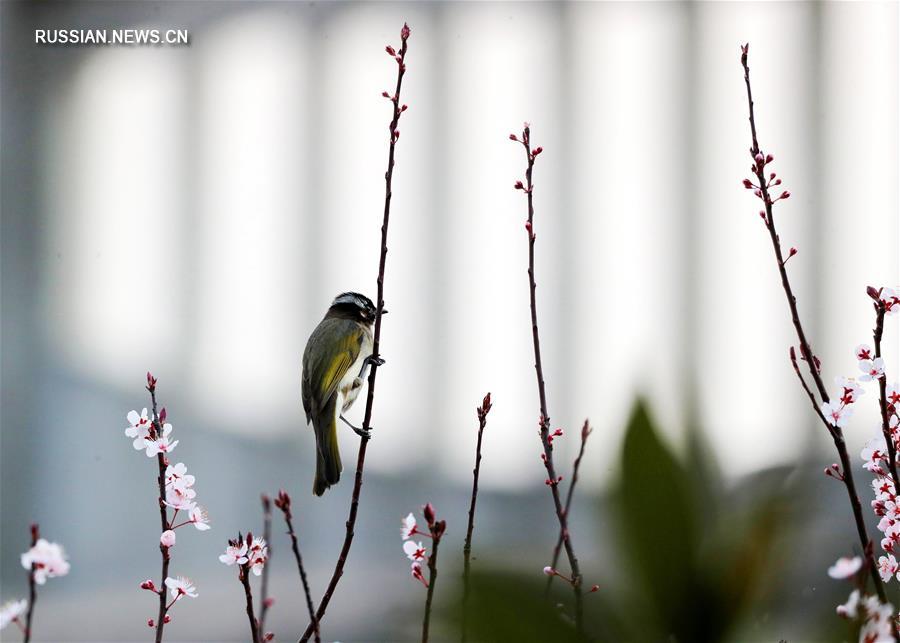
327,292,380,325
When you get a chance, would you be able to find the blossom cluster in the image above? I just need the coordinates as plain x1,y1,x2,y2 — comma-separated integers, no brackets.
21,538,70,585
124,407,211,543
828,556,895,640
127,374,210,630
400,504,444,588
219,534,268,577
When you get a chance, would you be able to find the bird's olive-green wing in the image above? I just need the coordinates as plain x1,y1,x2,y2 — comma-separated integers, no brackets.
302,318,364,418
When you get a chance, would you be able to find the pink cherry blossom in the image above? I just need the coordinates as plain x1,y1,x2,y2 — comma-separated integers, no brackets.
403,540,427,564
144,423,178,457
20,539,70,585
862,437,888,474
160,530,176,547
248,537,268,576
0,599,27,631
835,376,864,405
877,553,897,582
881,287,899,316
859,595,894,641
125,408,152,450
821,400,852,428
164,576,197,600
836,589,860,619
401,513,418,540
827,556,863,579
856,344,874,361
859,357,886,382
219,543,248,566
165,462,195,490
164,486,196,512
189,505,211,531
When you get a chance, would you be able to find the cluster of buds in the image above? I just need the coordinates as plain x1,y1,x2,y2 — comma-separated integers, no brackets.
400,504,446,588
544,475,564,487
824,463,845,482
742,151,790,210
381,23,410,145
273,488,292,520
547,427,564,446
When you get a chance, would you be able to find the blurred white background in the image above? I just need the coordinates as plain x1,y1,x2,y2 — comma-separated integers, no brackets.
1,1,897,640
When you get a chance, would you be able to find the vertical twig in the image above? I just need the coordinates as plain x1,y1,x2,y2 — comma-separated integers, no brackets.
258,494,273,640
461,393,492,642
23,523,38,643
740,44,890,607
299,22,411,643
510,124,584,630
240,556,261,643
422,515,446,643
275,491,320,643
546,420,592,595
146,374,172,643
872,298,900,493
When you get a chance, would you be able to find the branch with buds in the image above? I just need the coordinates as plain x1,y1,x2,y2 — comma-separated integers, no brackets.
740,44,896,623
274,490,319,643
400,504,446,643
510,123,584,631
299,22,410,643
129,374,208,641
546,420,592,595
462,393,492,643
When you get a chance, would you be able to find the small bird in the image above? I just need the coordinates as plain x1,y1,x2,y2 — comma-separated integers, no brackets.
301,292,384,496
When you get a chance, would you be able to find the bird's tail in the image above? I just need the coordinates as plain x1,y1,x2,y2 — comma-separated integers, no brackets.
313,405,342,496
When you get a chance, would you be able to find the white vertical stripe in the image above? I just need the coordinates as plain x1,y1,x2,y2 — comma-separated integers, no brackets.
190,12,310,433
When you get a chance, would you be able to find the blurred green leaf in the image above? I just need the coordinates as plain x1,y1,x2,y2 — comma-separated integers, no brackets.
616,400,699,639
455,569,589,643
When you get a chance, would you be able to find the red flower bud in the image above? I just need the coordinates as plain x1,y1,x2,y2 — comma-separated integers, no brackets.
385,45,396,56
780,190,790,199
140,579,156,591
867,286,882,301
381,91,390,98
148,619,155,628
754,152,764,164
532,146,543,157
401,23,410,40
264,634,275,642
163,615,171,624
423,503,436,526
509,133,518,141
159,407,167,423
590,584,599,592
515,180,525,190
765,154,774,164
742,179,753,189
264,597,275,609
